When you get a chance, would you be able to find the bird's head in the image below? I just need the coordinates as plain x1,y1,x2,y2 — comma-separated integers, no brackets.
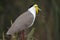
28,4,41,14
33,4,40,14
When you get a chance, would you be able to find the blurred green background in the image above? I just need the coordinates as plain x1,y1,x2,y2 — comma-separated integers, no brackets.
0,0,60,40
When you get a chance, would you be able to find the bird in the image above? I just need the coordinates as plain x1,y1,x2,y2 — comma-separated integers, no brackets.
6,4,41,40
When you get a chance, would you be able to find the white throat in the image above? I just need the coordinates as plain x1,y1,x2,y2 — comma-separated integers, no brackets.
28,7,36,19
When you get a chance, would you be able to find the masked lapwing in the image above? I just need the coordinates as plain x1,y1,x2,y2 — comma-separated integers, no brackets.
6,4,41,35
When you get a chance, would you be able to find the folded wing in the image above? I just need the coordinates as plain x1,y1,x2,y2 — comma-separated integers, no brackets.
6,11,34,35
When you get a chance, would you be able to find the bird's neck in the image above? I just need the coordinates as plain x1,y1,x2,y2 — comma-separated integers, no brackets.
28,7,36,19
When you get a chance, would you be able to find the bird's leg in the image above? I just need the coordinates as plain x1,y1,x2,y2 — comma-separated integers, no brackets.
20,30,25,40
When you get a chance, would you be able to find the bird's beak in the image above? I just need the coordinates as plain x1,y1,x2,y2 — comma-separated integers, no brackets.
35,6,42,14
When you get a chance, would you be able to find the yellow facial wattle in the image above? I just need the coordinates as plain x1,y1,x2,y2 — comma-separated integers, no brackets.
36,6,39,14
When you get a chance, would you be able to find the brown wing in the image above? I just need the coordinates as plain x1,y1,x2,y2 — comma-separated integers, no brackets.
6,11,34,35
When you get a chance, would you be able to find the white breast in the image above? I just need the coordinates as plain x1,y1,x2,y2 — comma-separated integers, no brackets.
28,7,36,19
28,7,36,27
